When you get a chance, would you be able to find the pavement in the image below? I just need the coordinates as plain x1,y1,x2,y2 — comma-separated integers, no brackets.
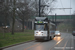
2,32,75,50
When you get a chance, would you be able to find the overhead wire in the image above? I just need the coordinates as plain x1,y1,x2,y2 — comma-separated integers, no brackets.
48,0,55,15
60,0,67,14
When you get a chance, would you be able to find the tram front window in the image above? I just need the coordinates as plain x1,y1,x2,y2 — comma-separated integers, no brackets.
35,24,48,30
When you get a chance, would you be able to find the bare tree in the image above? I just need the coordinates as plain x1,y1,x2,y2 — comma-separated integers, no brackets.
16,0,35,31
0,0,9,26
31,0,56,16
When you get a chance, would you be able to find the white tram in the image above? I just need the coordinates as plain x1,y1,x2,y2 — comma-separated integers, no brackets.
34,17,56,40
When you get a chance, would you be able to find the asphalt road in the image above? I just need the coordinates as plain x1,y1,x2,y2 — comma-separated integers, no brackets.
3,32,75,50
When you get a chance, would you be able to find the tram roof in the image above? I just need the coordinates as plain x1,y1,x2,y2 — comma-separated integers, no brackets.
35,17,48,21
50,22,55,25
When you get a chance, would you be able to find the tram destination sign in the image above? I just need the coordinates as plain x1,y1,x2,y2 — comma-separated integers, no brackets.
35,21,48,23
37,21,43,23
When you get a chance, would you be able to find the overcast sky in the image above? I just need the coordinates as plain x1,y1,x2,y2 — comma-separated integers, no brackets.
49,0,75,15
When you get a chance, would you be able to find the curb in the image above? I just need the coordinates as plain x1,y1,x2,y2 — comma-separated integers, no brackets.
0,40,34,50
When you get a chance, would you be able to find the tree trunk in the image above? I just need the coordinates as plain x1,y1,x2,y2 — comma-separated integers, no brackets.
12,0,16,35
12,16,15,35
22,16,24,32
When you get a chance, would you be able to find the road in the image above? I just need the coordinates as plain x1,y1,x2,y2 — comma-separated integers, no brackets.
3,32,75,50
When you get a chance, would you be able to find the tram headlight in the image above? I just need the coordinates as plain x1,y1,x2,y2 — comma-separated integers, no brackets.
43,22,48,23
38,32,41,34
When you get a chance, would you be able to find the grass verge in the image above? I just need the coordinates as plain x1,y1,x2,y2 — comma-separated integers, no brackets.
0,30,34,47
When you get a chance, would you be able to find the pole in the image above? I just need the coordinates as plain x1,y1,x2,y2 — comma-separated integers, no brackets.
55,14,56,23
39,0,41,17
55,13,57,30
70,0,71,19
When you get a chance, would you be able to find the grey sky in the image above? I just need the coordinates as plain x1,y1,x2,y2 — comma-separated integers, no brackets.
49,0,75,15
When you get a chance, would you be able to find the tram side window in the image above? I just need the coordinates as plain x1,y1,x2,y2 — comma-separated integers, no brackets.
44,24,48,30
50,25,53,30
50,25,55,30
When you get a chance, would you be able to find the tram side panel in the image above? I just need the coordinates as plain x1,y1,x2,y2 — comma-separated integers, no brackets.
49,22,55,39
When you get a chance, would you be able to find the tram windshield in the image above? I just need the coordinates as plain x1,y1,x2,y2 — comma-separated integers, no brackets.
35,24,48,30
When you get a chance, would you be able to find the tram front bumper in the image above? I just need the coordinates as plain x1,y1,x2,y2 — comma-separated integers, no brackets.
35,36,47,40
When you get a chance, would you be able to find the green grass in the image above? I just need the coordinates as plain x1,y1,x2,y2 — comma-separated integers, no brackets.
0,30,34,47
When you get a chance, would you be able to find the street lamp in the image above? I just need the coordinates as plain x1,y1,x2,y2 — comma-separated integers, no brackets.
39,0,41,17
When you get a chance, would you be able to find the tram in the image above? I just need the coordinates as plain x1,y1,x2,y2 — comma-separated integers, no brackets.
34,17,56,40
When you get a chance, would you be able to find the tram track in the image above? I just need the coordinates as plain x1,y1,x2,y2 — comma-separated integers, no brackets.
49,38,64,50
24,33,66,50
49,34,73,50
24,36,64,50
